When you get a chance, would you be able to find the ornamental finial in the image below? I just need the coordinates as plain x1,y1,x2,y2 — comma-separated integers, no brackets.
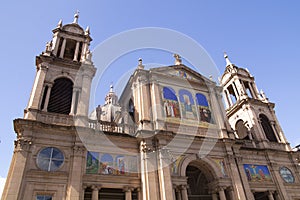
174,54,182,65
224,52,233,66
57,19,62,28
73,10,79,24
138,58,144,69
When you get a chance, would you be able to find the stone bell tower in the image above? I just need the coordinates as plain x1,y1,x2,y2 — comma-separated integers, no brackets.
24,11,96,125
2,13,96,200
220,53,289,149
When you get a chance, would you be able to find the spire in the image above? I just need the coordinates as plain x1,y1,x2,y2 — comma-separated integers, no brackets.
57,19,62,28
110,84,114,93
224,52,233,66
73,10,79,24
174,54,182,65
85,26,90,35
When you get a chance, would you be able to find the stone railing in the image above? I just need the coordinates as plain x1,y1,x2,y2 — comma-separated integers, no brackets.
89,120,136,135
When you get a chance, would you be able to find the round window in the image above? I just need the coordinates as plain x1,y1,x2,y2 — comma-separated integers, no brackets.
37,147,64,171
279,166,295,183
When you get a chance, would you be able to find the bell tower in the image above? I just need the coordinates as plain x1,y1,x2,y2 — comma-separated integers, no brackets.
25,12,96,126
220,53,289,149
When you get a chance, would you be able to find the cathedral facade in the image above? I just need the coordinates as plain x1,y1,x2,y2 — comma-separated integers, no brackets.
2,15,300,200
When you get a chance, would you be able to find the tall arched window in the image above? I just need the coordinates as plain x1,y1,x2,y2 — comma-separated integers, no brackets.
235,120,249,140
47,78,73,115
259,114,277,142
128,99,135,122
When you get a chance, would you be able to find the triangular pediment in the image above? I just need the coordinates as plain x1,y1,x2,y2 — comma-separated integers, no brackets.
150,64,214,84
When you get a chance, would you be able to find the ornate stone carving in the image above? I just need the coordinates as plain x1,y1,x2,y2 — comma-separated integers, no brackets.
14,138,32,152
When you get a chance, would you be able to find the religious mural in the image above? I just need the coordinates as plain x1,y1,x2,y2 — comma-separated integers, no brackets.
86,152,99,174
179,89,197,120
162,86,214,125
163,87,181,118
171,155,185,175
86,152,138,175
243,164,272,182
213,158,227,177
196,93,213,123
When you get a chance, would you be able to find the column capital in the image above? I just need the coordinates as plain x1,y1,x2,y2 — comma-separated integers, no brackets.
123,186,134,192
91,184,101,191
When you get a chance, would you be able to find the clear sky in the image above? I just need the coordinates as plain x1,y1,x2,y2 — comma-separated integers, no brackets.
0,0,300,195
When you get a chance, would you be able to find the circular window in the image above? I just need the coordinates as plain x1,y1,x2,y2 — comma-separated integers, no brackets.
279,166,295,183
37,147,64,171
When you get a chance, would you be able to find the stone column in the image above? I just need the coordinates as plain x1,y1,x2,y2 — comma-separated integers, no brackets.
70,88,80,115
124,187,133,200
1,139,32,200
227,186,235,200
218,187,227,200
211,193,218,200
42,83,52,112
174,186,182,200
270,121,281,142
26,65,48,111
180,185,188,200
66,146,85,200
52,36,61,56
91,185,99,200
73,41,80,61
136,187,142,200
268,191,275,200
59,38,67,58
81,186,87,200
231,80,240,101
151,81,165,130
223,89,231,108
157,149,174,200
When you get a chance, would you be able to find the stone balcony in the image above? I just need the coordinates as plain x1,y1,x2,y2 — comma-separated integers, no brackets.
88,119,136,135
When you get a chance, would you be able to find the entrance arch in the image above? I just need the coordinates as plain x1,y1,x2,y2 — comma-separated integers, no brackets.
179,155,223,200
186,165,211,200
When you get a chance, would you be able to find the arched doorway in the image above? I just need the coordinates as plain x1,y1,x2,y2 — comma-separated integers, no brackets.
186,165,212,200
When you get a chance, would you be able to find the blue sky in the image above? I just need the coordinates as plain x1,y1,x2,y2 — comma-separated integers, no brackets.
0,0,300,193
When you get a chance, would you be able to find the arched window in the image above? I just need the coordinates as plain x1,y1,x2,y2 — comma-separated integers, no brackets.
128,99,135,122
235,120,249,140
259,114,277,142
47,78,73,115
64,39,77,60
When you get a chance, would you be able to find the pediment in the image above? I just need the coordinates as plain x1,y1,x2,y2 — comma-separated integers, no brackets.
150,64,214,85
62,24,84,35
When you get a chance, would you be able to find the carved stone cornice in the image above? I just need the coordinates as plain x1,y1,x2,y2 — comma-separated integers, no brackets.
14,138,32,152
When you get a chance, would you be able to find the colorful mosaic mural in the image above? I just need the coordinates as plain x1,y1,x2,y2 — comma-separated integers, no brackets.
213,158,227,177
243,164,272,182
171,155,185,175
86,152,138,175
162,86,214,125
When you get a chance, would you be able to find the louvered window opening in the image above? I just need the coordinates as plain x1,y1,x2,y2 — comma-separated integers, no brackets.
48,78,73,115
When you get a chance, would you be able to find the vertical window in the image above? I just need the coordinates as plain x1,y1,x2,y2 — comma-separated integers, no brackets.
129,99,135,122
227,85,237,104
64,39,77,60
243,81,253,98
40,85,48,110
77,42,83,62
259,114,277,142
47,78,73,114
